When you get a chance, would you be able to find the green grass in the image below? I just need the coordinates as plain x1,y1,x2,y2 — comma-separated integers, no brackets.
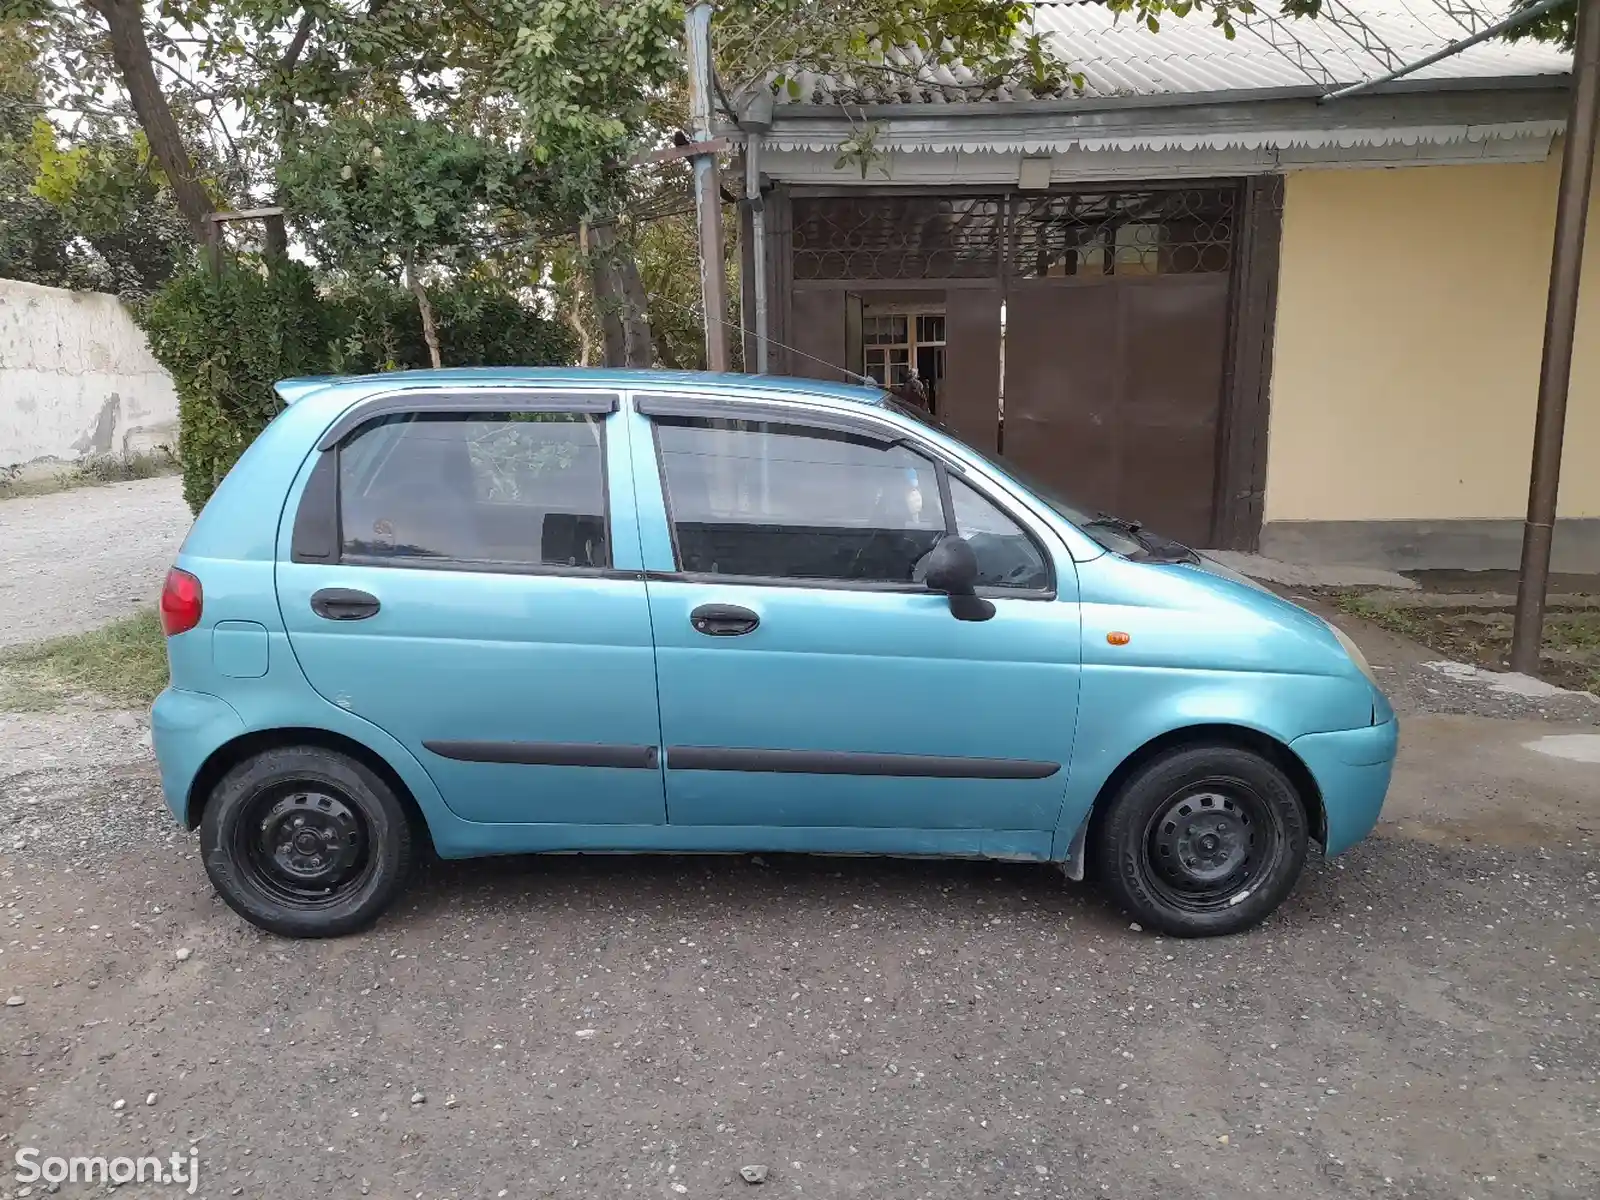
1333,589,1600,695
0,448,179,501
0,610,169,710
1333,592,1429,640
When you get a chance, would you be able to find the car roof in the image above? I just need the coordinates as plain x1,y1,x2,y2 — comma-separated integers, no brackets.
274,367,890,411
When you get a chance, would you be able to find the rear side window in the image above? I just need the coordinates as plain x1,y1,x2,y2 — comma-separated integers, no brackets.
654,416,943,583
336,412,608,569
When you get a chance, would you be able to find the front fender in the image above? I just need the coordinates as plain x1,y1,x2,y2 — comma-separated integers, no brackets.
1291,718,1399,854
1051,665,1374,858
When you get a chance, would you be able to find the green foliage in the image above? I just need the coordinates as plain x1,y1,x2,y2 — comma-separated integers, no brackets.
141,257,574,513
29,121,172,230
0,141,81,291
632,210,707,369
10,119,191,300
728,1,1055,100
277,112,537,281
1101,0,1326,43
325,278,575,373
629,206,742,370
276,110,572,363
0,24,188,299
835,121,885,178
143,258,337,513
492,0,682,215
1508,0,1577,50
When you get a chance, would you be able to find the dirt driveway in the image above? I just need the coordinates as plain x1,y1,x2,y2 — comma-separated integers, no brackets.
2,706,1597,1200
0,476,191,648
1,505,1597,1197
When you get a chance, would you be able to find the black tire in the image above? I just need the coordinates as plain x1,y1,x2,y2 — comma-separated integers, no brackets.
1093,744,1309,938
199,746,415,938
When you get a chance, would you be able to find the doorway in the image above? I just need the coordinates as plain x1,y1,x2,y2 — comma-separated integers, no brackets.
862,305,947,416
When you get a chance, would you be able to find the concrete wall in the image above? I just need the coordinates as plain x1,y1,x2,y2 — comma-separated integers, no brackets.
0,278,179,468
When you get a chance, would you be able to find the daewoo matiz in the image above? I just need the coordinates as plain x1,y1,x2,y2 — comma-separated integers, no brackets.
151,369,1397,939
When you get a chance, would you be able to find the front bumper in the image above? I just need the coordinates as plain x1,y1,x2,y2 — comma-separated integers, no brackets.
1291,717,1400,855
150,687,245,825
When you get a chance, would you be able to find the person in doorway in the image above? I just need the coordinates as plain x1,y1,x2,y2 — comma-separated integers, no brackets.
898,369,930,412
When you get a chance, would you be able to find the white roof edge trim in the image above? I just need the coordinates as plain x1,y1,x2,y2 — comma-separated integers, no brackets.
765,119,1564,153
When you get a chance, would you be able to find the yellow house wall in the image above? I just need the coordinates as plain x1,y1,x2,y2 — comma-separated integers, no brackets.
1264,150,1600,524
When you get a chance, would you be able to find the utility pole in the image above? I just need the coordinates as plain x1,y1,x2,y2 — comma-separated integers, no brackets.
745,131,770,373
685,2,731,371
1510,0,1600,674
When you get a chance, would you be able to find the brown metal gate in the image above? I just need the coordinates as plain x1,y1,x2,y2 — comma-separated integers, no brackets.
783,183,1263,548
1003,275,1230,547
1003,187,1236,547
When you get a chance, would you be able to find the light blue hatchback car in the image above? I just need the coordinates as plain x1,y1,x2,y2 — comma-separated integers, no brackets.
151,368,1397,939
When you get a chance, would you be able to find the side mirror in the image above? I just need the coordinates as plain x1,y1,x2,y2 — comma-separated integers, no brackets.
922,537,996,623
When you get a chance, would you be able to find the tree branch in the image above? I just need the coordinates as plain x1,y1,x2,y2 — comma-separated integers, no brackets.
81,0,215,241
280,10,316,72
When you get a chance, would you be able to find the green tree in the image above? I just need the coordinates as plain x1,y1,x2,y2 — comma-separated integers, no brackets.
142,258,337,511
0,22,190,298
0,25,79,288
276,111,546,367
14,118,192,299
1509,0,1578,49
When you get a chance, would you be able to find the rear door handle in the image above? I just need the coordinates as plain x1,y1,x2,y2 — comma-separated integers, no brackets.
311,588,381,621
690,603,760,637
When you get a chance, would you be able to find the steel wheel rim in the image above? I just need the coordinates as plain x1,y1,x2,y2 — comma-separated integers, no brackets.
236,784,374,909
1141,778,1284,914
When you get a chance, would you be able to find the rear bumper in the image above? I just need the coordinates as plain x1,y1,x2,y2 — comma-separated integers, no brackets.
150,687,245,825
1291,717,1399,855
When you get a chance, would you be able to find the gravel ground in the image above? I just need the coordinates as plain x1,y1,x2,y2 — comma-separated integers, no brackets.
2,695,1598,1198
0,477,190,648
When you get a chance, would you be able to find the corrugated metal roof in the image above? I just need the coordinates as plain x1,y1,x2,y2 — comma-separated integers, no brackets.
778,0,1572,105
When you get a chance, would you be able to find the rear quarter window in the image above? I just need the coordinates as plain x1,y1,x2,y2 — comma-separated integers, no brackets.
337,411,608,569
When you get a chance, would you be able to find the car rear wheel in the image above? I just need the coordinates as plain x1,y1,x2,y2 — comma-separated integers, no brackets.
200,746,414,938
1094,744,1309,938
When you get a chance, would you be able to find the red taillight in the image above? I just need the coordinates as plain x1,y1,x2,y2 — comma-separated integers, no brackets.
159,568,203,636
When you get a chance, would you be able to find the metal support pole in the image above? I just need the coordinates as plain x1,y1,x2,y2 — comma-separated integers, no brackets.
1319,0,1572,102
746,132,769,373
1510,0,1600,674
686,2,731,372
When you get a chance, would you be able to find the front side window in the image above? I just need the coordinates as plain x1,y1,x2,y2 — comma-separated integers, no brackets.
337,411,608,568
654,416,943,583
884,396,1157,560
652,414,1049,590
948,474,1050,590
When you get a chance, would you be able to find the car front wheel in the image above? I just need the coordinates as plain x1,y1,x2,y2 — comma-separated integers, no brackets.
200,746,415,938
1094,744,1309,937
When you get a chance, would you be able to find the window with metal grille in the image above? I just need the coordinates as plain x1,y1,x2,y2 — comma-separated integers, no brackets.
1009,189,1236,279
790,188,1236,283
791,196,1005,281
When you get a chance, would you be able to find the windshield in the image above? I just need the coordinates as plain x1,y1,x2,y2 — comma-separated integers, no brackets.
882,396,1175,561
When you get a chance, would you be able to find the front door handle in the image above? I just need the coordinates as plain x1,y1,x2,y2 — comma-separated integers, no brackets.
690,603,760,637
311,588,381,621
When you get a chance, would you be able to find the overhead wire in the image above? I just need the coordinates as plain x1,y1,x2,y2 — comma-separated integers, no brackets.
642,288,878,387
